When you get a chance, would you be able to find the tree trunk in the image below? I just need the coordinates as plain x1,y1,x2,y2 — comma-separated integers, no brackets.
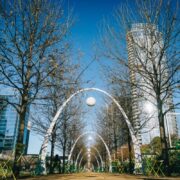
59,158,61,173
13,99,28,177
127,130,133,174
50,137,55,174
113,132,118,160
104,151,107,171
62,145,66,173
157,98,169,174
49,125,56,174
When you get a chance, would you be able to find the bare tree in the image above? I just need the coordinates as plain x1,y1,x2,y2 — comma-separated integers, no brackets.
96,82,134,173
98,0,180,173
0,0,73,175
31,53,85,174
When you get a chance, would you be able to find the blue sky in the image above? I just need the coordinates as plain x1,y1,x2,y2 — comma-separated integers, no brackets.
28,0,180,154
28,0,123,154
68,0,124,89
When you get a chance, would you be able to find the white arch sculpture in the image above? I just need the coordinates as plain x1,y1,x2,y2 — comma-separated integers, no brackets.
75,147,103,170
84,151,100,170
79,153,100,170
93,155,100,170
79,155,84,169
68,131,111,171
40,87,142,174
91,147,104,169
75,149,83,168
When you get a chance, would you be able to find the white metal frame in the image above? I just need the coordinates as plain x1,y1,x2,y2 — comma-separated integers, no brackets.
68,131,112,172
75,147,103,170
40,88,142,174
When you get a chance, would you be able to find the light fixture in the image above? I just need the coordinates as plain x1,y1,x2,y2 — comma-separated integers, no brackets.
86,97,96,106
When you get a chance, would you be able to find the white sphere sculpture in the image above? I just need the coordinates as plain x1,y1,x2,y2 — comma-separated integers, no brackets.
86,97,96,106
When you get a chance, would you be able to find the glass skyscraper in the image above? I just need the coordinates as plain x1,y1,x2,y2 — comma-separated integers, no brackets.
0,90,30,154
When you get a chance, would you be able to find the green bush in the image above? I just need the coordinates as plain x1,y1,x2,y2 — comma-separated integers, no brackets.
169,150,180,175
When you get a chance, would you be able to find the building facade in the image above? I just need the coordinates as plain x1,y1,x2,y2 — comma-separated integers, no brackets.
0,90,30,154
127,23,178,145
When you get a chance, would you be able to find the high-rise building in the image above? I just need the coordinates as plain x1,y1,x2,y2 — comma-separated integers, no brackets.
0,89,30,154
0,95,19,153
127,23,178,145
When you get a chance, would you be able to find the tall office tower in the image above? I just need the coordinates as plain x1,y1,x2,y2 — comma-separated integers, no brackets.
0,95,19,153
0,89,30,154
127,23,178,145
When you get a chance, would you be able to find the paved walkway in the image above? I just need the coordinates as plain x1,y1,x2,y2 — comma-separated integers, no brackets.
20,173,180,180
20,173,139,180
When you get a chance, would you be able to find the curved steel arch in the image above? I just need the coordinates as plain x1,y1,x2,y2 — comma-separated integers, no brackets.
78,152,99,170
40,87,142,174
85,151,100,170
79,155,84,169
75,147,103,170
68,131,112,172
91,154,100,170
91,147,104,169
75,149,83,168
